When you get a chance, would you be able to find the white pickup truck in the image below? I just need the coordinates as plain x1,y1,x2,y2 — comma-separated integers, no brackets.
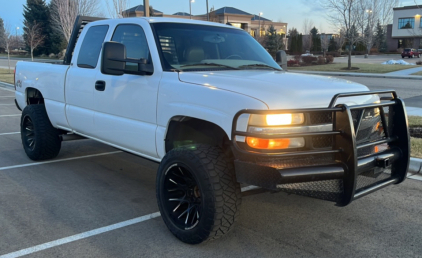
14,16,410,244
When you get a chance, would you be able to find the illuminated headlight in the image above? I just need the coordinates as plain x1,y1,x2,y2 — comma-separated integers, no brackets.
249,113,304,126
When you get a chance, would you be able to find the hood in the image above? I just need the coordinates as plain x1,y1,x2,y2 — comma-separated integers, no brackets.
178,70,376,109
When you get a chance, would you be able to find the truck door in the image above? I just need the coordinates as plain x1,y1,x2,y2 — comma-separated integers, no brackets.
65,25,109,134
93,23,160,158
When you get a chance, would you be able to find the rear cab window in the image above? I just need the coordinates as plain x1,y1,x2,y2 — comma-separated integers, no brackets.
77,25,109,68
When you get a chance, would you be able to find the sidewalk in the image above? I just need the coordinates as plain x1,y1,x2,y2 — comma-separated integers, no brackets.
385,66,422,76
289,70,422,80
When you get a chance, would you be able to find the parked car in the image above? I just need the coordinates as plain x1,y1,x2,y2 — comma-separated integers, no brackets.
402,48,420,58
15,16,410,244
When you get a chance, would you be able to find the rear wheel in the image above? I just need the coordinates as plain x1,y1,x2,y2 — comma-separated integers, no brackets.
21,104,61,160
156,144,241,244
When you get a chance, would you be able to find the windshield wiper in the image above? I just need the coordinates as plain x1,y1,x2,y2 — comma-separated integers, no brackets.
180,63,239,70
238,64,282,71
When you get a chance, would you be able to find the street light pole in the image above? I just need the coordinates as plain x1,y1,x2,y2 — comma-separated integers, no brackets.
258,12,262,37
16,27,19,50
190,0,195,19
144,0,150,17
206,0,209,21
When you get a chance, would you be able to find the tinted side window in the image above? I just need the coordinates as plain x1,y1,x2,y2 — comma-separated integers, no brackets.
111,24,151,71
77,25,109,68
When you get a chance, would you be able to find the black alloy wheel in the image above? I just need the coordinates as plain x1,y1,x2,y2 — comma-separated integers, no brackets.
22,115,36,151
162,164,202,230
156,145,242,244
20,104,61,160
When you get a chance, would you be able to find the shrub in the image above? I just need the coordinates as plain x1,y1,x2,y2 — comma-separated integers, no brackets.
317,56,325,65
416,61,422,65
326,55,334,64
301,56,317,65
58,49,66,59
287,59,299,67
326,51,340,57
48,53,56,58
294,55,301,61
39,54,47,58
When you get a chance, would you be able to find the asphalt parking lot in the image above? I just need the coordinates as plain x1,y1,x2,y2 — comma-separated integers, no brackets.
1,85,422,258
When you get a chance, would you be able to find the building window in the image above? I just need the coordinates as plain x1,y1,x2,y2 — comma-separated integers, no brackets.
398,18,414,29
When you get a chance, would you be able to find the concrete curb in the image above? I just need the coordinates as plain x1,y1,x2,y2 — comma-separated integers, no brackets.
289,70,422,80
409,157,422,174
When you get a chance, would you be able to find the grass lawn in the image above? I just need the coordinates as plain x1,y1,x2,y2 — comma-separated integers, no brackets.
0,68,14,84
408,116,422,158
411,71,422,76
289,63,414,73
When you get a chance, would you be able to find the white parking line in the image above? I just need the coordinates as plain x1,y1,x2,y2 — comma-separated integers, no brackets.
0,212,161,258
0,132,20,136
0,87,15,93
0,114,21,117
0,151,122,171
0,185,259,258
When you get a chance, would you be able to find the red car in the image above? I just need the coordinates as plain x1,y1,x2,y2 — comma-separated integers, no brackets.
402,48,420,58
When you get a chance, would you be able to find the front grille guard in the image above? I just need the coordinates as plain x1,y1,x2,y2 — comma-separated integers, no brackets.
231,90,410,206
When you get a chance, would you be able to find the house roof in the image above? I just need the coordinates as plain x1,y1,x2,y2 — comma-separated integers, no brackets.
251,15,271,21
173,12,191,16
124,5,163,14
393,5,421,10
212,7,253,16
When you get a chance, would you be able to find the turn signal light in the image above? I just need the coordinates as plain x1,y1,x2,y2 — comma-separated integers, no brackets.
246,137,305,149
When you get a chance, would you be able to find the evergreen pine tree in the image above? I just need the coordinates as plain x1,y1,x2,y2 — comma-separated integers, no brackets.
0,18,6,52
23,0,50,55
375,21,386,52
328,37,337,52
265,25,285,58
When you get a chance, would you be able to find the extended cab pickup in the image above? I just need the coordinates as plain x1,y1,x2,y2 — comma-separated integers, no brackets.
15,16,410,244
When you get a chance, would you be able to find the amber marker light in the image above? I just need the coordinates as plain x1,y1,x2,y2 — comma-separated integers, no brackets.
246,137,305,150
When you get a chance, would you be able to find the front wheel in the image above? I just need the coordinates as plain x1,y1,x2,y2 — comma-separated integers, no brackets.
21,104,61,160
156,145,241,244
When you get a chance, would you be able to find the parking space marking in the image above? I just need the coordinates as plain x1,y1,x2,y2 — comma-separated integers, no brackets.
0,212,162,258
0,87,15,93
0,115,21,117
0,132,20,136
0,185,258,258
0,151,122,171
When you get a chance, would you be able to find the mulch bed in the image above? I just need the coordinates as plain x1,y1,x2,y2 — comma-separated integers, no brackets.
410,127,422,138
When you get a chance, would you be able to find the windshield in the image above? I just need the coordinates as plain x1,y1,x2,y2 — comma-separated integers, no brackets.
151,22,282,72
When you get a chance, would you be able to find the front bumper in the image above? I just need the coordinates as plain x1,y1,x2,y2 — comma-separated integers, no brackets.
232,91,410,206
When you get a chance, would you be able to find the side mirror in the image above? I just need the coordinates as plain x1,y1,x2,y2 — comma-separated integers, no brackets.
276,50,287,71
137,58,154,75
101,42,126,76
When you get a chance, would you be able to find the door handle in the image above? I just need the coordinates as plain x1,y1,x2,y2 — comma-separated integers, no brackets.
95,80,106,91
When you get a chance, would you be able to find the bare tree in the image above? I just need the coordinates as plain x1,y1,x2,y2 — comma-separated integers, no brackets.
51,0,102,43
24,21,45,61
106,0,131,18
322,0,362,69
302,19,313,52
320,34,330,56
3,22,13,73
335,28,347,55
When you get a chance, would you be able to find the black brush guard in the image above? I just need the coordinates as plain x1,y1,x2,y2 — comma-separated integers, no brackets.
231,91,410,206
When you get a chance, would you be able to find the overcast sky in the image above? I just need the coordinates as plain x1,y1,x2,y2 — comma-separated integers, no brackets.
0,0,420,35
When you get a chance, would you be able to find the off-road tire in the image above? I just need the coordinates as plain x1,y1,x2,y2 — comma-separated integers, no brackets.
156,144,241,244
21,104,61,161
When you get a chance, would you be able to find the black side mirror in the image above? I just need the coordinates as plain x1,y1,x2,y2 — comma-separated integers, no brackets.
101,42,126,76
137,58,154,75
